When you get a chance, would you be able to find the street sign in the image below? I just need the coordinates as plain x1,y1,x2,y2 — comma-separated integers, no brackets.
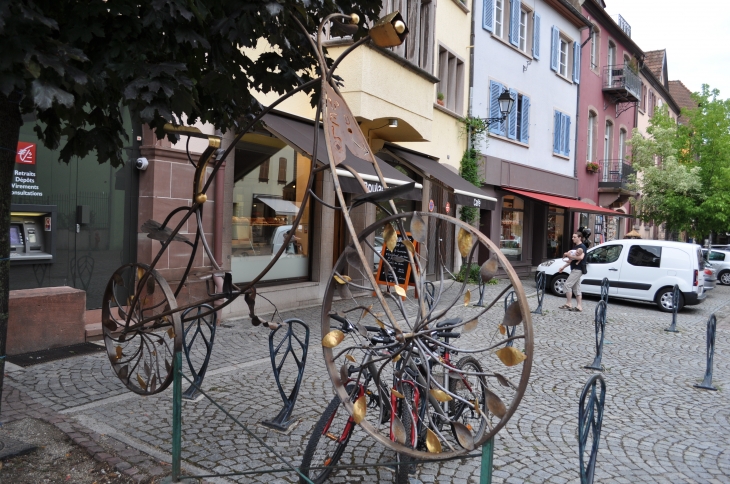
428,199,434,212
445,202,450,214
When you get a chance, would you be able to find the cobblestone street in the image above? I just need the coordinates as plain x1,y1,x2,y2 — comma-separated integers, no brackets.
3,279,729,483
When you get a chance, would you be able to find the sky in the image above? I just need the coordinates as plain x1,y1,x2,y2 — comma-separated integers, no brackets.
602,0,730,99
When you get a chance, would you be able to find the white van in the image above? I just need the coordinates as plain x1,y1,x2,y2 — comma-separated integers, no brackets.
537,239,706,312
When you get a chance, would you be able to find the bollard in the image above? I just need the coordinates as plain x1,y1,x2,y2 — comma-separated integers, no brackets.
504,291,517,347
479,436,494,484
578,374,606,484
600,278,610,305
262,318,310,431
181,304,217,400
532,271,545,315
694,313,718,391
171,351,182,482
664,284,680,333
584,300,606,371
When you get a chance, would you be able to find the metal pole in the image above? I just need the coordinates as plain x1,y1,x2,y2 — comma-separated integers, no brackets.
694,313,717,391
664,284,680,333
172,351,182,481
479,437,494,484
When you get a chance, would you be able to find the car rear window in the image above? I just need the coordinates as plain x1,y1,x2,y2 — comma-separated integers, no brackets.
708,251,726,262
627,245,661,268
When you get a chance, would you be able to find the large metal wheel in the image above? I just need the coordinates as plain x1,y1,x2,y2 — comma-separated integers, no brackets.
102,263,183,395
321,212,533,460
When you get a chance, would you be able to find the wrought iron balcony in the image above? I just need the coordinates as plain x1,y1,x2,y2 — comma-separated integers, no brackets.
602,65,641,103
599,160,634,188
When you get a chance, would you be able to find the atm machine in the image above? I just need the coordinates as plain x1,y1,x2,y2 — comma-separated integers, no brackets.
9,204,56,264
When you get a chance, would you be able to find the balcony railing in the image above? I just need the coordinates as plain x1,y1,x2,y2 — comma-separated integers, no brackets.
602,65,641,102
599,160,634,188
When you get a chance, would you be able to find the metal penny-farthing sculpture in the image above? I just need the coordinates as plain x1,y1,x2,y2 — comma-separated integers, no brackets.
303,14,534,460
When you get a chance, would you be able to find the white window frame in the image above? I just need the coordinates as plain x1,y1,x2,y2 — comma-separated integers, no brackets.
495,0,504,38
519,8,528,52
604,120,613,161
590,29,598,70
587,111,597,162
559,39,568,77
618,128,626,163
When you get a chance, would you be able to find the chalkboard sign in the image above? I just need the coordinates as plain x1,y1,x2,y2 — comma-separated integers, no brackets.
375,232,419,296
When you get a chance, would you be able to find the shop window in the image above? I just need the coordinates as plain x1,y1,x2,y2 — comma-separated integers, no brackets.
546,205,564,259
500,195,524,261
231,138,311,283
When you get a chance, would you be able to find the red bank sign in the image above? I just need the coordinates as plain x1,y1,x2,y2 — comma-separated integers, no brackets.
16,142,36,165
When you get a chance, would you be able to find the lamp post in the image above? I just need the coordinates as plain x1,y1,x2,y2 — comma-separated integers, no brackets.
466,89,514,153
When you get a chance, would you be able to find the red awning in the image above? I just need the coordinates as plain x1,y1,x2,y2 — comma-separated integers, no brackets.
503,188,626,216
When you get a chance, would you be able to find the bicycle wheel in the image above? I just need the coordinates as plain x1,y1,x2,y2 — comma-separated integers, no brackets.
300,394,353,484
321,211,534,459
450,356,488,443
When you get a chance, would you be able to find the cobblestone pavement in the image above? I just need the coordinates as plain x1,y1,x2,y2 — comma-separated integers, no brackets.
2,279,729,483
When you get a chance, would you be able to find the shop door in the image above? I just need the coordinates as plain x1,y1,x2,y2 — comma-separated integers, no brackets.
10,119,139,309
427,181,455,276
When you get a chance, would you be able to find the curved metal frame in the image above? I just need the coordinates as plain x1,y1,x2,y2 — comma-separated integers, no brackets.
585,300,606,371
664,284,680,333
531,271,545,315
181,304,217,400
693,313,717,391
578,374,606,484
599,277,609,305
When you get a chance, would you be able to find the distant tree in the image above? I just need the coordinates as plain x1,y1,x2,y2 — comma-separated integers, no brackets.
0,0,381,415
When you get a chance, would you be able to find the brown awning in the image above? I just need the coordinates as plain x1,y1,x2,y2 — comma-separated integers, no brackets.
262,112,422,200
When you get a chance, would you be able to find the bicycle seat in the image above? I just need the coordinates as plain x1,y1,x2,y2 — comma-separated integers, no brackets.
436,318,461,329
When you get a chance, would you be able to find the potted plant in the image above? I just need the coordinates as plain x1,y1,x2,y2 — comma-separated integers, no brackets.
436,92,445,106
586,161,600,173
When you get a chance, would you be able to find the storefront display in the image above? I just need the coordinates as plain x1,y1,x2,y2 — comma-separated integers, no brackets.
500,195,524,261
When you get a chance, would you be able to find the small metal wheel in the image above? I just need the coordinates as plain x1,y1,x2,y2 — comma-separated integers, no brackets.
102,263,182,395
320,211,533,460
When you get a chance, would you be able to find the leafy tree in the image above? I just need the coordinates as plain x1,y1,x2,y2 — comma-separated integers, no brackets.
628,106,702,235
0,0,381,415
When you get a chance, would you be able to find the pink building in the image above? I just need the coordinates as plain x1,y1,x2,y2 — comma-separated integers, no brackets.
575,0,643,243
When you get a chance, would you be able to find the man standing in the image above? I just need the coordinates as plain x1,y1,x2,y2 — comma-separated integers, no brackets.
558,232,587,312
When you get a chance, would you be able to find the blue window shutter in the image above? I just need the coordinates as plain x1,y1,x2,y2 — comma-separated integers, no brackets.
520,95,530,143
550,26,559,72
489,81,503,135
532,13,541,60
483,0,494,32
572,41,581,84
563,114,571,156
553,111,561,153
509,0,520,46
507,89,518,139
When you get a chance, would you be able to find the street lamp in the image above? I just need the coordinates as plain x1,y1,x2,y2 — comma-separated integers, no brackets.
483,89,515,127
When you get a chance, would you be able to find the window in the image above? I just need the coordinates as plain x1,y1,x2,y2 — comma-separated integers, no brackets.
607,41,616,84
640,82,647,111
553,110,571,157
627,245,661,268
586,245,622,264
500,195,524,261
604,120,613,161
232,140,312,283
494,0,504,37
587,111,597,162
550,27,579,82
277,157,287,184
489,80,530,143
590,29,598,70
258,159,270,182
618,129,627,163
708,251,726,262
519,9,528,52
437,45,465,114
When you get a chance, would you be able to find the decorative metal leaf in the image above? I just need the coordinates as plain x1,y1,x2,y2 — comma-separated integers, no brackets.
391,353,401,362
452,422,475,450
115,346,123,360
340,364,349,386
426,428,442,453
503,301,523,326
384,223,397,252
355,322,368,338
143,362,151,377
345,247,363,271
137,374,148,391
394,285,406,297
391,388,404,399
117,364,129,381
496,347,527,366
486,389,507,418
149,374,157,393
495,373,514,388
391,255,407,263
137,267,145,282
464,319,478,332
337,283,353,300
392,415,407,444
345,354,356,362
165,360,171,374
375,319,385,329
113,273,125,287
403,239,415,255
464,291,471,306
499,324,506,335
480,256,499,282
410,213,427,245
430,389,453,402
472,399,482,416
146,276,156,295
333,274,351,284
322,329,345,348
457,228,473,258
353,394,367,424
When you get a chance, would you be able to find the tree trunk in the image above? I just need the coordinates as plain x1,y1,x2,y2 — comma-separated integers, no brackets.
0,92,22,417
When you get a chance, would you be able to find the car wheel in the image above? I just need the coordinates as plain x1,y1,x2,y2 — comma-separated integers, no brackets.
719,270,730,285
655,287,684,313
551,274,568,296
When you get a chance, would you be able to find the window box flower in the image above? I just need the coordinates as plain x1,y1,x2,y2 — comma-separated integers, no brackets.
586,162,600,173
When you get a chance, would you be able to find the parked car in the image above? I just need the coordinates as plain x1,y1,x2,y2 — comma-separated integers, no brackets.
702,260,717,291
703,249,730,285
537,239,706,312
373,236,385,269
